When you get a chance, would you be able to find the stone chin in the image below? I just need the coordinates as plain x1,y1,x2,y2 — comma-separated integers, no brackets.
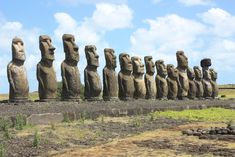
90,60,99,67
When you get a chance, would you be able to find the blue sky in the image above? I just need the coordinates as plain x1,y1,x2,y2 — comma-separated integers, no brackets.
0,0,235,93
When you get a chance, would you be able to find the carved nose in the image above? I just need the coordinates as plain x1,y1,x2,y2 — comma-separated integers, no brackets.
49,46,55,51
74,46,78,51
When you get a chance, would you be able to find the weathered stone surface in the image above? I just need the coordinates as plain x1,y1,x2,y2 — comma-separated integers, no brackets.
167,64,178,100
193,66,204,99
27,113,64,125
37,35,57,101
210,68,219,99
187,68,196,99
132,56,146,99
155,60,168,100
144,56,156,99
118,53,134,100
7,37,29,103
103,48,118,101
201,58,212,99
61,34,81,101
84,45,102,101
176,51,189,100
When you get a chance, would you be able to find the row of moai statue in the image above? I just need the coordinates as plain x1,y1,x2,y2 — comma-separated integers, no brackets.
7,34,218,103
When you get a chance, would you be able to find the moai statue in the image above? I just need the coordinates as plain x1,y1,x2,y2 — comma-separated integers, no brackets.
155,60,168,100
201,58,212,99
166,64,178,100
176,51,189,100
61,34,80,101
7,37,29,102
103,48,118,101
193,66,204,99
37,35,57,101
84,45,102,101
187,68,196,99
144,56,156,99
132,56,146,99
118,53,134,100
210,68,219,99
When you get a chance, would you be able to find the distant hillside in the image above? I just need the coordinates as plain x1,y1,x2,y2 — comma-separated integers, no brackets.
219,84,235,88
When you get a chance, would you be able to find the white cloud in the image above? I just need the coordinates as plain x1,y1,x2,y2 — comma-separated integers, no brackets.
200,8,235,37
130,8,235,83
130,14,206,64
178,0,213,6
54,3,133,84
57,0,127,6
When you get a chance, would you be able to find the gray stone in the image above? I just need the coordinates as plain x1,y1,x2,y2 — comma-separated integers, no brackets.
210,68,219,99
167,64,178,100
103,48,118,101
144,56,156,99
187,67,196,99
155,60,168,100
27,113,64,125
84,45,102,101
37,35,57,101
201,58,212,99
7,37,29,103
118,53,134,100
61,34,81,101
132,56,146,99
176,51,189,100
193,66,204,99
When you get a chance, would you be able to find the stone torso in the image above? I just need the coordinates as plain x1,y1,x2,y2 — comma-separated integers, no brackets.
103,67,118,100
8,62,29,99
144,74,156,99
210,80,218,98
202,79,212,98
194,79,204,99
84,68,102,99
177,69,189,98
133,77,146,99
188,80,196,99
167,77,178,100
61,62,80,99
118,72,134,100
156,75,168,99
37,63,57,99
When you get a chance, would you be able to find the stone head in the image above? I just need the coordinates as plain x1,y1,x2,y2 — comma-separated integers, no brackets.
144,56,155,75
167,64,178,79
12,37,25,62
203,69,211,80
119,53,132,73
39,35,55,61
200,58,211,70
193,66,202,80
176,51,188,69
210,68,217,81
104,48,116,69
155,60,167,77
85,45,99,67
62,34,79,63
131,56,145,75
187,68,195,80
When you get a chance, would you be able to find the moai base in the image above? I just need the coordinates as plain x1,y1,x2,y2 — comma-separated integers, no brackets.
155,60,168,100
84,45,102,101
167,64,178,100
144,56,156,99
194,66,204,99
176,51,189,100
118,53,134,101
132,56,146,99
103,48,118,101
37,35,57,102
61,34,81,102
7,37,29,103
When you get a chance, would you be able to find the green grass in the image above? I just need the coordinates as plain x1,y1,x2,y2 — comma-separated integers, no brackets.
151,108,235,122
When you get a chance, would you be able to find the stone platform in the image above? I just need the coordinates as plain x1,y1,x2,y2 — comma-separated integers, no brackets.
0,99,234,125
